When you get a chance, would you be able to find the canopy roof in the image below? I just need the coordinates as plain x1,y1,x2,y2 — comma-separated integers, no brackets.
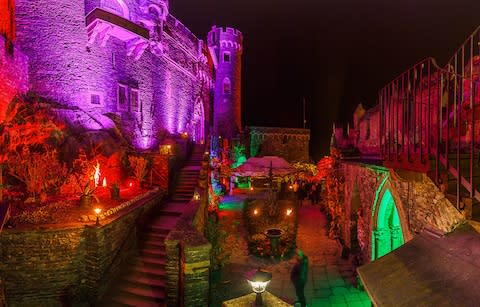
233,156,297,177
357,223,480,306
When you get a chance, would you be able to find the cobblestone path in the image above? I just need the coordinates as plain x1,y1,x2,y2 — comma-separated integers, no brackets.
211,195,371,307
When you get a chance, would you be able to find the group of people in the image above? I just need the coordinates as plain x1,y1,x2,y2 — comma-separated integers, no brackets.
292,180,322,206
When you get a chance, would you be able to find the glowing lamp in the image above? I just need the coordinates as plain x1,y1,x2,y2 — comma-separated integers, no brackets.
288,185,293,190
253,209,258,215
250,187,254,191
102,178,107,188
193,191,200,201
167,145,171,149
286,208,293,216
245,269,272,306
94,208,102,225
129,182,133,188
205,151,209,155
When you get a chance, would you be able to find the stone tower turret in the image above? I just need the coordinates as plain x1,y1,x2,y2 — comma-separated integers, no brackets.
207,25,243,138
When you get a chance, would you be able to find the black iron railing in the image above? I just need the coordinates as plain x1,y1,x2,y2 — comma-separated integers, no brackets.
379,26,480,209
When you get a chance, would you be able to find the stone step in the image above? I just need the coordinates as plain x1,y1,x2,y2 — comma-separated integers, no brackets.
176,180,198,190
177,178,198,182
142,239,166,250
131,263,166,277
168,200,190,204
150,216,180,229
131,255,167,267
173,192,193,196
177,178,199,182
174,187,196,192
109,293,162,307
122,272,167,289
159,203,187,215
141,247,167,258
118,284,166,302
144,231,167,239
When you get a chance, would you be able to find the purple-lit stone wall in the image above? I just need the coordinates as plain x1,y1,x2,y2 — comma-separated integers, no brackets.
0,36,28,121
208,26,243,139
14,0,212,150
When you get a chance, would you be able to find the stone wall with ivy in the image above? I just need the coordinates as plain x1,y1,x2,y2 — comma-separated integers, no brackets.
0,190,163,305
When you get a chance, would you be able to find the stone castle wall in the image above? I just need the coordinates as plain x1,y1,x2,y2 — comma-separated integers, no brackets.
14,0,213,149
0,36,28,121
341,162,464,263
0,191,164,305
248,126,310,162
334,105,381,156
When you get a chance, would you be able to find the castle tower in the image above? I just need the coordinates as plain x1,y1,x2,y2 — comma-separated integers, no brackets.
207,26,243,139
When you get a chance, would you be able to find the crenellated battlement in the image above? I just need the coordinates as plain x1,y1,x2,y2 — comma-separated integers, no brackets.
207,25,243,51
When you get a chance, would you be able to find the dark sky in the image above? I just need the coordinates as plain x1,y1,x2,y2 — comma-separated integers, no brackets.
170,0,480,160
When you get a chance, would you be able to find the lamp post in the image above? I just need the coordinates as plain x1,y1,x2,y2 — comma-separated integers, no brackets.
245,268,272,306
94,208,102,226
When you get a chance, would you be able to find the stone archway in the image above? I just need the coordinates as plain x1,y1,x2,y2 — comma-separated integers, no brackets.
192,98,205,144
371,187,405,260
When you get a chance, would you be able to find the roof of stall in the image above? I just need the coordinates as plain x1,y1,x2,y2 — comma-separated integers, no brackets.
233,156,298,177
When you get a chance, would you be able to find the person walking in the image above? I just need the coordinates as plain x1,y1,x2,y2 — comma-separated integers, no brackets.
290,249,309,307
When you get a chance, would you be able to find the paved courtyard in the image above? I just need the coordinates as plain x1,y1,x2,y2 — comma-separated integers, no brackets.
211,194,371,307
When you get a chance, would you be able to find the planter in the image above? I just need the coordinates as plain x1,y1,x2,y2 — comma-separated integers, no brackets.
265,228,283,258
110,186,120,200
80,195,93,208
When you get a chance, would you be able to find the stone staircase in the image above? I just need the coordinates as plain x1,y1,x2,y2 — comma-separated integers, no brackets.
101,145,204,306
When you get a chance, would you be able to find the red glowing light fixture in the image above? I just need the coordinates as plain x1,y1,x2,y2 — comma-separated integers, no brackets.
286,208,293,216
253,209,258,215
129,182,133,187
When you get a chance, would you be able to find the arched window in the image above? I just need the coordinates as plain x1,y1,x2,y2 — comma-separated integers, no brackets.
223,78,231,95
101,0,129,19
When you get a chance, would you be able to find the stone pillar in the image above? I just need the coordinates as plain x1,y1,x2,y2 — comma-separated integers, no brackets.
390,226,402,251
373,228,390,259
166,229,212,307
183,243,211,306
165,237,180,307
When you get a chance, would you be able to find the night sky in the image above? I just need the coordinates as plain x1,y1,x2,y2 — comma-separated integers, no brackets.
170,0,480,160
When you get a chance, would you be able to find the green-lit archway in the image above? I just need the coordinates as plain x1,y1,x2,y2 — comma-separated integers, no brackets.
371,187,405,260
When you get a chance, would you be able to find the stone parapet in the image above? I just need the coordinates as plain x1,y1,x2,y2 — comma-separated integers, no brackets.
0,190,164,305
165,201,211,307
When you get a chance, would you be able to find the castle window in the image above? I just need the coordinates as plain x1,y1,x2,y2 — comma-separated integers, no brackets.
131,88,139,112
91,94,101,105
101,0,130,19
223,78,231,95
112,52,116,69
212,32,216,43
118,84,128,110
223,52,231,63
